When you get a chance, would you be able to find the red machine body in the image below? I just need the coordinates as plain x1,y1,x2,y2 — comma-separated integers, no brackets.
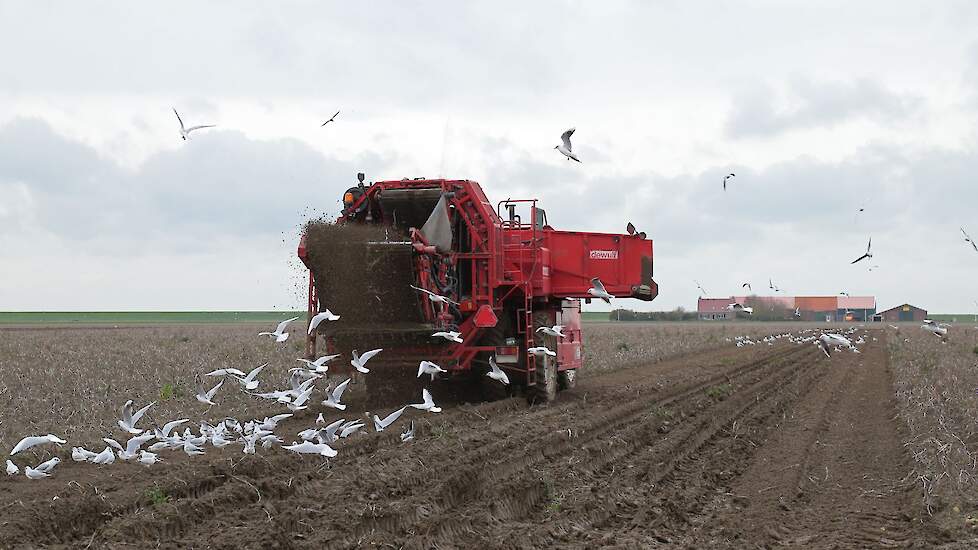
298,178,657,401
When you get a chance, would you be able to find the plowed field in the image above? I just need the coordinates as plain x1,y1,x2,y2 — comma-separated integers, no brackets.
0,325,965,548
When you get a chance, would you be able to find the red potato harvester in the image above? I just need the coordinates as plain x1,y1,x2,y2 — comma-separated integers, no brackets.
298,175,657,402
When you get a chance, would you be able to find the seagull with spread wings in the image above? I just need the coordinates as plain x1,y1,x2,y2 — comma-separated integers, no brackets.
555,128,581,162
172,108,215,140
851,237,873,264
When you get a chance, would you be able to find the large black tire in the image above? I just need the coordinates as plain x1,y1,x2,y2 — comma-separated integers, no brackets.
530,310,558,403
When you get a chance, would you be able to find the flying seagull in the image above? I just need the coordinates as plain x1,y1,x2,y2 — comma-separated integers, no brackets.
233,363,266,391
204,368,247,378
195,379,224,406
722,173,735,191
296,354,340,373
587,278,613,303
172,108,215,140
961,228,978,252
694,280,708,296
308,309,340,334
487,355,510,385
536,325,566,338
10,434,66,456
527,346,557,357
320,110,340,126
742,282,752,292
259,317,299,343
851,237,873,264
625,222,647,239
283,441,338,458
351,348,383,374
418,360,447,381
432,330,463,343
555,128,581,162
410,388,442,413
322,378,352,410
410,285,459,307
373,407,407,432
118,400,155,434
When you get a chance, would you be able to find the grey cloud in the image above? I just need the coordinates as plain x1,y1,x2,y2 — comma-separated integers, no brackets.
726,78,922,138
0,117,393,250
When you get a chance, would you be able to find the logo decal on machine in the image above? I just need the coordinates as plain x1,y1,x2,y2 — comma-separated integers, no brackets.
589,250,619,260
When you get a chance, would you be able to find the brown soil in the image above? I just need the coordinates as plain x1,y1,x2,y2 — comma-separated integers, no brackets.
0,330,957,549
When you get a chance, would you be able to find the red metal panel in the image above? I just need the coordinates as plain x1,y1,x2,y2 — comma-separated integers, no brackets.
557,299,582,371
545,230,653,299
795,296,838,311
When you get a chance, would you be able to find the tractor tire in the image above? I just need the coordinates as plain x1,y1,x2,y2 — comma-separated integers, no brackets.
531,310,558,403
558,368,577,390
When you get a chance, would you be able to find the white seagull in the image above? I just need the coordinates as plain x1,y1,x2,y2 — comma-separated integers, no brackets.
587,278,613,303
283,441,337,458
351,349,383,374
10,434,66,455
34,457,61,473
410,388,442,413
259,317,299,343
322,378,352,410
321,110,340,127
195,379,224,406
72,447,99,462
308,309,340,334
418,360,447,381
432,330,463,343
25,466,51,480
921,319,949,338
138,450,161,466
118,400,155,434
851,237,873,264
373,407,407,432
410,285,459,307
6,460,19,476
528,346,557,358
487,355,510,385
172,108,215,140
204,367,247,378
555,128,581,162
536,325,566,339
91,446,116,465
233,363,266,390
400,421,415,442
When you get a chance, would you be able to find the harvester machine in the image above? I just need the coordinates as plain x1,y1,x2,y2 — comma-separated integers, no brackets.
297,176,657,402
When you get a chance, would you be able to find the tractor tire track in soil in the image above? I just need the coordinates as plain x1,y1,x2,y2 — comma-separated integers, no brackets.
0,331,952,548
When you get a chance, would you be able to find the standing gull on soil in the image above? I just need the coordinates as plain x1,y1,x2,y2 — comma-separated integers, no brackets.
10,434,66,455
91,447,116,465
418,360,447,380
400,421,415,442
5,460,18,475
351,349,383,374
283,441,338,458
487,355,510,385
72,447,99,462
172,108,215,140
308,309,340,334
555,128,581,162
259,317,299,343
34,457,61,474
373,407,408,432
587,278,613,303
851,237,873,264
25,466,51,480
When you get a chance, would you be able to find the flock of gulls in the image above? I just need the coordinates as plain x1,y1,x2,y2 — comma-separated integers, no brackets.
728,326,871,358
4,283,580,481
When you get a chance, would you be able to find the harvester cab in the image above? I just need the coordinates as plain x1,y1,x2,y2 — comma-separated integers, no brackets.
298,176,657,403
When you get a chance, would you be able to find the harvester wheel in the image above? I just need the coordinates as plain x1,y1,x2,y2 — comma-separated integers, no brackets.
531,310,558,403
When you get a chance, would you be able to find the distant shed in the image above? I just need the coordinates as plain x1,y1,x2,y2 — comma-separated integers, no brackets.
878,304,927,322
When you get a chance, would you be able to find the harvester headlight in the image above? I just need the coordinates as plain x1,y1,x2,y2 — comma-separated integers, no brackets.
343,191,355,205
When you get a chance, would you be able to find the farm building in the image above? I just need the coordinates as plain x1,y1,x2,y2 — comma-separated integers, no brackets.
698,295,876,321
876,304,927,323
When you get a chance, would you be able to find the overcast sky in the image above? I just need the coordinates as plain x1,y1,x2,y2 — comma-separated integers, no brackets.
2,1,978,313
